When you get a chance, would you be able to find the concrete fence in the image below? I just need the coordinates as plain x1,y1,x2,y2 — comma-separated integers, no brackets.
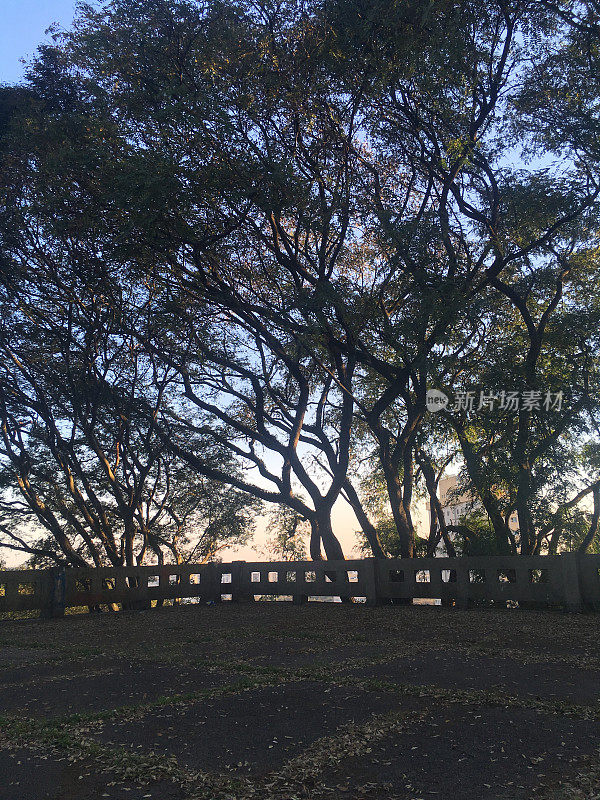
1,554,599,617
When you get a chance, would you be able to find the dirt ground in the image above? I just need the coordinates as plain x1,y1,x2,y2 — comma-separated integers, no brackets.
0,603,599,800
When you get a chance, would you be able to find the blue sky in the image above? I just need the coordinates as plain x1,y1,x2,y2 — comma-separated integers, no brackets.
0,0,78,85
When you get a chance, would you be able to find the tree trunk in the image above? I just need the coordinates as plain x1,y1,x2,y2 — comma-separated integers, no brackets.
449,420,512,554
343,479,386,558
516,460,536,555
309,509,345,561
381,460,414,558
579,485,600,553
418,452,457,559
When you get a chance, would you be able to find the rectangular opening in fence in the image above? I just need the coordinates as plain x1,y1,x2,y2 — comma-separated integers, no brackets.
325,572,337,582
17,583,35,595
268,572,278,583
221,593,233,601
102,577,116,591
286,571,296,582
251,571,261,582
389,570,404,582
529,569,549,584
441,570,455,583
148,575,159,588
75,579,91,592
0,584,4,597
498,569,517,583
169,574,179,586
189,573,201,585
347,570,359,583
221,573,232,584
253,595,294,602
469,570,486,583
415,570,430,583
308,596,342,603
305,571,316,582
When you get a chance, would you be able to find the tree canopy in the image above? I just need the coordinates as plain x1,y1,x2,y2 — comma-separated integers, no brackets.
1,0,599,564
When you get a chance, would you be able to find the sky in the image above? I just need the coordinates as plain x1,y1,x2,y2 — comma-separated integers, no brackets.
0,0,78,85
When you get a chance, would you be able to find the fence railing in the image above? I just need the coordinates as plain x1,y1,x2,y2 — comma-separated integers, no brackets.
1,554,599,617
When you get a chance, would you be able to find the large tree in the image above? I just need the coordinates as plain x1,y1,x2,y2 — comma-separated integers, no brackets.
2,0,599,563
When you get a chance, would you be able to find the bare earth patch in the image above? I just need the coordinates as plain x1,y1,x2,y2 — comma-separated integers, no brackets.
0,604,599,800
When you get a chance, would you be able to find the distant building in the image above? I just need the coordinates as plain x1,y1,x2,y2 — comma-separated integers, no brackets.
426,475,519,540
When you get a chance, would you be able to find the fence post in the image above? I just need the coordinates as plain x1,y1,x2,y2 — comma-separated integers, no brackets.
364,558,381,606
205,563,221,603
455,562,470,610
40,566,66,619
293,563,308,605
230,561,253,603
561,552,583,611
577,555,600,609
